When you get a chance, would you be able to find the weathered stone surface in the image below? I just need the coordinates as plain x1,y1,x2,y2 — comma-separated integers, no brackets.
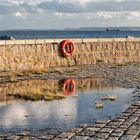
93,132,110,139
77,127,96,136
56,132,75,139
88,138,104,140
110,132,124,137
69,128,83,133
107,121,122,128
107,136,120,140
53,138,68,140
99,127,114,133
119,134,137,140
125,129,139,135
0,39,140,71
70,136,89,140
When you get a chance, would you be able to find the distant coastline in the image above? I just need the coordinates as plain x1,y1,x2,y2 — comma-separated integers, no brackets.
1,27,140,32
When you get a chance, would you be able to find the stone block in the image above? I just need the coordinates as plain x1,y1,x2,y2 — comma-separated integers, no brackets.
119,134,137,140
25,40,35,44
98,38,113,42
15,40,26,45
0,41,6,46
113,38,127,42
83,38,98,43
35,39,46,44
5,40,16,45
70,136,90,140
99,127,114,133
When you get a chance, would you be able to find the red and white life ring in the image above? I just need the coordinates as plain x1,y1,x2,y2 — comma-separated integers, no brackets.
61,40,75,57
63,79,75,96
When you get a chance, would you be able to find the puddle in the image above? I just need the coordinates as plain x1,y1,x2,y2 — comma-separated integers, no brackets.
0,78,135,133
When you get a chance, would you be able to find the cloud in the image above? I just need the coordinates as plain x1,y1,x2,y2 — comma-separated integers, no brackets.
87,0,140,12
0,0,139,29
96,12,114,19
0,0,139,16
38,0,140,13
14,11,27,19
38,0,86,13
0,0,42,16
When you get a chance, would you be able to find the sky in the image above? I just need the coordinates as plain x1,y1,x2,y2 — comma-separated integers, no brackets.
0,0,140,30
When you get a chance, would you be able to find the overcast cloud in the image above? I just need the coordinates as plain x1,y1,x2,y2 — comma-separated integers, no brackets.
0,0,140,29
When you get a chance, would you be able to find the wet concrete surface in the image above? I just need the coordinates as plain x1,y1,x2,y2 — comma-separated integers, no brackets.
0,63,140,139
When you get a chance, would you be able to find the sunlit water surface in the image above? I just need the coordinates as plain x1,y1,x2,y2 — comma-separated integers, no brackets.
0,78,135,133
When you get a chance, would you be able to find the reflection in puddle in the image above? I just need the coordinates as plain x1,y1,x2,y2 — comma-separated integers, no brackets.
63,79,76,96
0,78,134,133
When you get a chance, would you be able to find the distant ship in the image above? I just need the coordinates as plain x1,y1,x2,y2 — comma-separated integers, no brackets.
106,28,120,31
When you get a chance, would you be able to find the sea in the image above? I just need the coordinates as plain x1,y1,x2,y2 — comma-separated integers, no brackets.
0,30,140,40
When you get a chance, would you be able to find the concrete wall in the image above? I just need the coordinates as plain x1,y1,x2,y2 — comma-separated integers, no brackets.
0,38,140,71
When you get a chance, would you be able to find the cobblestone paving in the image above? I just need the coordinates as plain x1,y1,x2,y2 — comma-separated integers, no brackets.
0,63,140,140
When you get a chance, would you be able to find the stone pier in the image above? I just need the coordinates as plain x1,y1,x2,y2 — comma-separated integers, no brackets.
0,38,140,71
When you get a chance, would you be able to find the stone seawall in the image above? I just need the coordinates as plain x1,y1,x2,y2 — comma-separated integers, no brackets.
0,38,140,71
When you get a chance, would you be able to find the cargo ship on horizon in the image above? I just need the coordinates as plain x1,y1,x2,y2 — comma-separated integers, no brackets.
106,28,120,31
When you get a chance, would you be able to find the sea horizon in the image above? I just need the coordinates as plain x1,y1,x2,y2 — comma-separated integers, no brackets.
1,27,140,32
0,29,140,40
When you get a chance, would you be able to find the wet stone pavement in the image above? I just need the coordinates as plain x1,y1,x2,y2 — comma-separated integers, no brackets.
0,63,140,140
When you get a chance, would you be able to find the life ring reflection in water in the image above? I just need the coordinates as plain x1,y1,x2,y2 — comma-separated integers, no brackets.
63,79,75,96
